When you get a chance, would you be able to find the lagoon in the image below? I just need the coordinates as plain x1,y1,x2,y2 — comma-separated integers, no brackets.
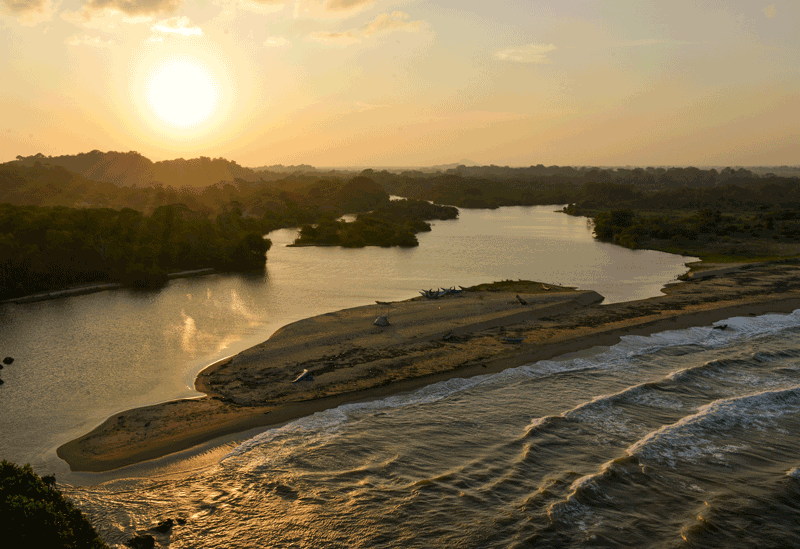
0,205,690,476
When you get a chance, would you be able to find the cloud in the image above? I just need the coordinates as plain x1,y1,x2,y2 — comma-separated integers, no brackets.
363,10,420,36
66,33,114,46
764,4,777,18
241,0,285,13
310,10,422,44
2,0,45,13
82,0,182,17
309,29,358,44
496,43,556,64
324,0,373,12
214,0,285,15
1,0,58,24
151,15,201,35
61,7,151,31
294,0,379,18
264,35,288,46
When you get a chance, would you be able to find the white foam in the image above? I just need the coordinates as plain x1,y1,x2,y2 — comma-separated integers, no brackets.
525,310,800,381
525,383,645,438
223,370,499,466
628,387,800,468
546,458,624,529
546,497,593,530
629,391,684,410
226,308,800,468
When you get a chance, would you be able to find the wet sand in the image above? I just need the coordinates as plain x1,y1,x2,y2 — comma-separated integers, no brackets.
58,262,800,472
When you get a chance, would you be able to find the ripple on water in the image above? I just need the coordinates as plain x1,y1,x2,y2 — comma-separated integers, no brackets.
58,307,800,548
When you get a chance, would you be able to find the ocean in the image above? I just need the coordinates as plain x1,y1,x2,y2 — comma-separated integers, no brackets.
65,309,800,548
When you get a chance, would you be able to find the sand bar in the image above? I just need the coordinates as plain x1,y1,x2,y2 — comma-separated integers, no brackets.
58,262,800,472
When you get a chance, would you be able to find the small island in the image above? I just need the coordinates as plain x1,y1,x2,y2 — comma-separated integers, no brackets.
291,199,459,247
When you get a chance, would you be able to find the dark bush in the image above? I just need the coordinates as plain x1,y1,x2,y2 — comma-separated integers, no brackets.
0,460,109,549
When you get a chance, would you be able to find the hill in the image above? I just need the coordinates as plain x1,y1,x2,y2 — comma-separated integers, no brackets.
11,151,262,188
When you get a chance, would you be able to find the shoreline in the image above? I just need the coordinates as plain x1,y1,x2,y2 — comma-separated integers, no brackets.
1,268,216,305
57,262,800,473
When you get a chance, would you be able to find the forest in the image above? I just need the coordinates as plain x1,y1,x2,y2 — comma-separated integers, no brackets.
3,151,800,299
0,203,271,299
292,199,458,248
356,164,800,260
0,166,393,299
12,151,262,188
563,179,800,259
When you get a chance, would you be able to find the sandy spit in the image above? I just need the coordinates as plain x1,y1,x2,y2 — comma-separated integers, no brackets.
58,264,800,472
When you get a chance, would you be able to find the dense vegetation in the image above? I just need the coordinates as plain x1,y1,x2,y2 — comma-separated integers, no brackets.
0,203,271,299
361,169,579,209
0,160,389,219
562,176,800,258
12,151,262,188
5,150,800,282
0,165,396,299
359,165,800,211
571,206,800,259
0,461,109,549
356,165,800,260
293,199,458,248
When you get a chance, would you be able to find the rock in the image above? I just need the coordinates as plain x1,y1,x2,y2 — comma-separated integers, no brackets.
151,518,174,533
0,378,4,385
2,357,12,365
374,316,390,327
126,534,155,549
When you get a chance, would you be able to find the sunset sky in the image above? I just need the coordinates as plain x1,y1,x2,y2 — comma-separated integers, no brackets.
1,0,797,167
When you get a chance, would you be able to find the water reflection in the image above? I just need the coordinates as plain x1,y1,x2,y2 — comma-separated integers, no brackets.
0,206,692,476
178,311,197,354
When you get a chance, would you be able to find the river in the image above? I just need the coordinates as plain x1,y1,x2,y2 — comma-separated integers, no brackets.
1,205,689,482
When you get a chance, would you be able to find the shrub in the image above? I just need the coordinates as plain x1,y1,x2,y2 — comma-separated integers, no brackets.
0,460,109,549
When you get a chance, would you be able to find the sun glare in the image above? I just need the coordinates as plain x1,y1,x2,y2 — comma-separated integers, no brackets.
145,56,220,129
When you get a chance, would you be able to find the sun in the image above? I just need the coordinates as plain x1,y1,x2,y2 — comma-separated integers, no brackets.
144,56,220,129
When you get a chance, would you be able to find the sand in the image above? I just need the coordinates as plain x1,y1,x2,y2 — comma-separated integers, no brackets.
57,262,800,472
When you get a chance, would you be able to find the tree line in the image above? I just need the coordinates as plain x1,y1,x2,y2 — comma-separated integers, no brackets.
0,203,271,299
5,151,800,289
293,199,458,248
0,162,391,220
0,174,396,299
358,166,800,210
562,179,800,258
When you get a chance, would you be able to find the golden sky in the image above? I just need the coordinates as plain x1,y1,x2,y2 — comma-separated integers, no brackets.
1,0,798,167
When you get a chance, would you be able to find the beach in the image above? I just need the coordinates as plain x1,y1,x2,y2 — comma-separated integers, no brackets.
57,261,800,472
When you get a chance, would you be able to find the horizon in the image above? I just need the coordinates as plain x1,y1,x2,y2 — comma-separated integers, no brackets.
7,150,800,172
1,1,798,167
